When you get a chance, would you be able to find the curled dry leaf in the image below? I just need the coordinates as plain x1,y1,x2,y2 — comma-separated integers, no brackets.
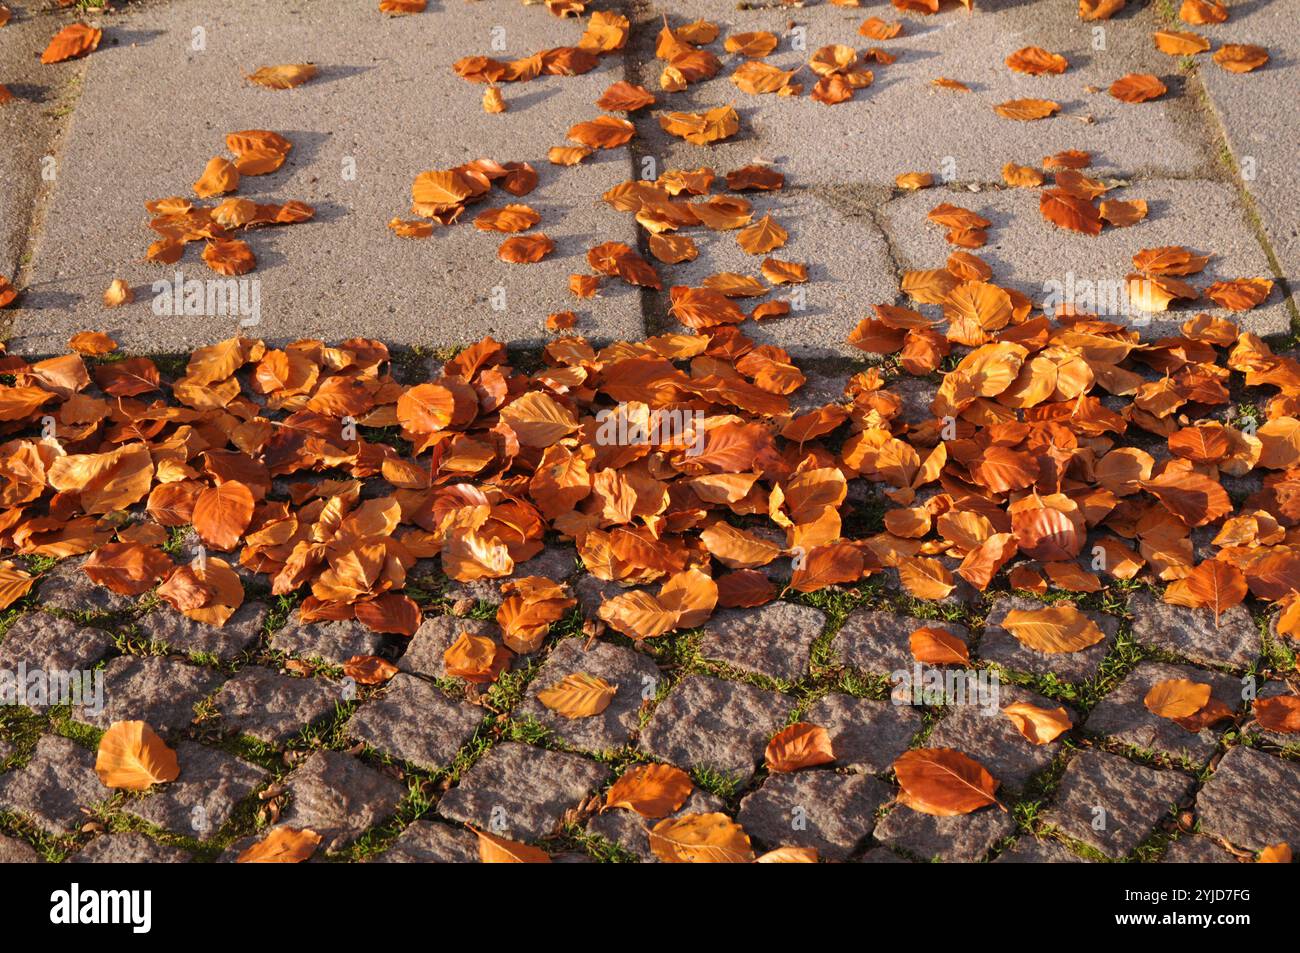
1002,702,1073,744
103,279,133,308
95,720,179,791
41,22,101,64
474,827,551,863
236,827,322,863
247,63,318,89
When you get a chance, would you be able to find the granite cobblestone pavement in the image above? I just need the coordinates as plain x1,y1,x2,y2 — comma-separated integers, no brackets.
0,0,1297,863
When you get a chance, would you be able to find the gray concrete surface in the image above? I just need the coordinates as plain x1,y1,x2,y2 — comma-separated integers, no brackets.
0,0,1294,357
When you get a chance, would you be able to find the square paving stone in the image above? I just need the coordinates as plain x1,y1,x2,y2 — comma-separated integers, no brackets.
0,735,108,835
123,740,267,839
980,596,1118,683
346,674,484,771
586,788,725,863
1084,661,1243,767
639,675,795,786
280,750,408,853
832,610,972,679
73,655,224,733
437,741,607,842
803,693,922,774
925,684,1076,792
737,769,892,861
35,555,135,615
212,666,342,744
1160,835,1238,864
1128,591,1259,671
697,602,826,683
8,0,646,355
398,615,499,679
515,638,660,754
137,601,267,662
69,833,190,864
873,802,1016,863
374,820,480,863
992,837,1090,863
1041,749,1195,859
1195,746,1300,854
0,835,40,863
0,612,114,676
271,611,392,665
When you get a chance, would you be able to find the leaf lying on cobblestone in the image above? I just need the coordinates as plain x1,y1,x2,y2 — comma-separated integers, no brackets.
894,748,1000,816
765,722,835,772
604,763,694,817
95,721,179,791
649,812,754,863
237,827,322,863
1002,702,1073,745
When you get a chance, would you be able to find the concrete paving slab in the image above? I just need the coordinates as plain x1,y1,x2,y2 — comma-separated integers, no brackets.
7,0,646,354
1196,0,1299,307
628,0,1215,188
878,178,1290,337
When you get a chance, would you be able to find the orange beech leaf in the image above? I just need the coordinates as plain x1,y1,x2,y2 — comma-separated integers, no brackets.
95,721,179,791
1144,678,1213,719
597,80,655,111
0,561,35,611
1040,188,1102,235
1206,278,1272,311
994,98,1061,121
247,63,318,88
1005,46,1068,75
1110,73,1167,102
1164,560,1247,618
192,480,255,550
910,626,971,665
1154,30,1210,55
649,813,754,863
41,22,101,64
355,592,422,635
605,763,694,817
894,748,999,816
1214,44,1268,73
1255,697,1300,734
343,655,399,686
859,17,902,40
568,115,635,148
237,827,322,863
765,723,835,773
474,827,552,862
498,233,556,263
537,672,617,718
725,31,778,58
1000,605,1105,653
1002,702,1073,744
82,542,173,596
1257,843,1292,863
